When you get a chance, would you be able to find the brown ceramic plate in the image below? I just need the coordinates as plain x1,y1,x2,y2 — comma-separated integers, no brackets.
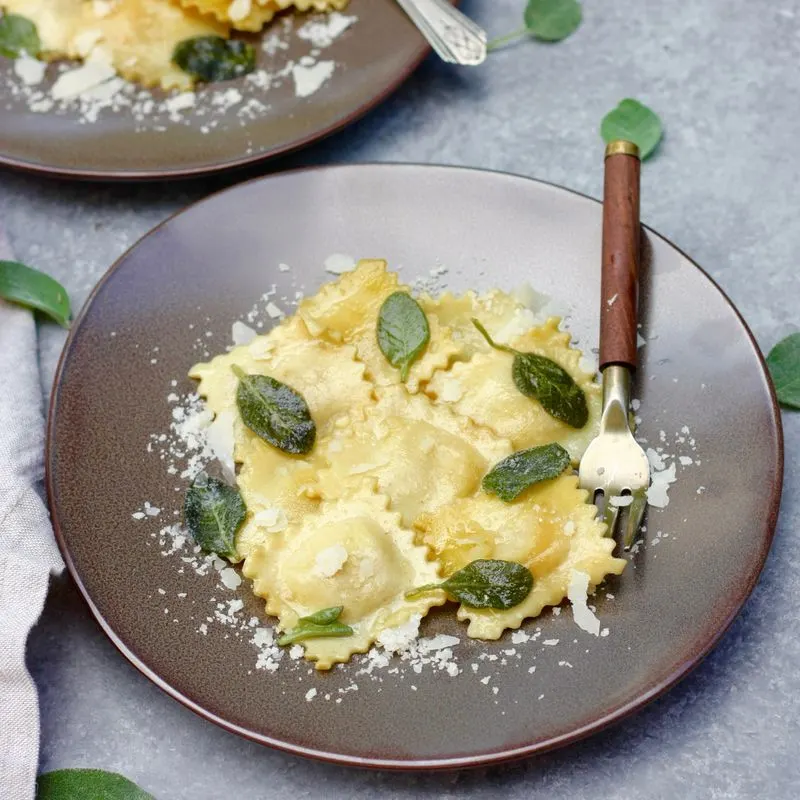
0,1,440,180
46,164,783,769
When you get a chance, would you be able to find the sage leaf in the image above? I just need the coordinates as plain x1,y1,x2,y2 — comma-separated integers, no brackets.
277,606,354,646
0,260,71,327
487,0,581,52
767,332,800,409
483,443,571,502
37,769,153,800
406,559,533,610
523,0,582,42
473,318,588,428
172,35,255,82
377,291,430,381
512,353,588,428
233,365,316,454
0,13,40,58
601,99,663,160
183,471,246,560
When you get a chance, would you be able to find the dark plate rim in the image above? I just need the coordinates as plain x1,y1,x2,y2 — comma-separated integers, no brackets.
44,163,785,770
0,18,435,182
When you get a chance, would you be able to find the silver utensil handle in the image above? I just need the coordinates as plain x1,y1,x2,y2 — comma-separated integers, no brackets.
395,0,487,65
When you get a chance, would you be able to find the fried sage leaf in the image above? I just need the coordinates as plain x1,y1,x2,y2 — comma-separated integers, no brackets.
766,332,800,409
172,36,255,82
277,606,354,646
0,260,71,327
406,559,533,610
473,318,588,428
37,769,154,800
0,13,40,58
377,291,430,381
483,442,571,502
233,365,316,454
183,471,246,560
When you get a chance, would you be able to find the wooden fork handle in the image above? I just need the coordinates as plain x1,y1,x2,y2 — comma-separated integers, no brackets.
600,141,641,371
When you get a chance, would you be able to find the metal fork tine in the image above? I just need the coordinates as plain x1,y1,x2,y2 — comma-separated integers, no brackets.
623,491,647,550
602,500,621,540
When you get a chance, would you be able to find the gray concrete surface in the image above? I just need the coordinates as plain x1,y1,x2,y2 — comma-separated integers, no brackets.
2,0,799,796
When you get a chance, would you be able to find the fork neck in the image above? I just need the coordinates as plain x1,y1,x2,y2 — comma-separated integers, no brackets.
600,364,632,430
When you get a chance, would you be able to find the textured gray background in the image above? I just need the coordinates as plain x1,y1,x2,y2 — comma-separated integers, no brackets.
2,0,798,797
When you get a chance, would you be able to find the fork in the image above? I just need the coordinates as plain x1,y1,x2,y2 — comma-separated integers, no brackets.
578,140,650,549
395,0,488,65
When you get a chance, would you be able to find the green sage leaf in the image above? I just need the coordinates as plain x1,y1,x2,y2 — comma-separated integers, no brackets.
766,332,800,409
483,443,571,502
0,260,71,327
600,99,663,160
377,291,430,381
0,13,40,58
406,559,533,610
277,606,354,646
233,365,316,454
523,0,582,42
512,352,588,428
37,769,153,800
473,318,588,428
172,36,255,82
183,471,246,560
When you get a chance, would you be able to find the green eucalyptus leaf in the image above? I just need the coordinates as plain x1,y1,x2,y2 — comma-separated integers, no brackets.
523,0,582,42
472,318,588,428
406,559,533,610
37,768,153,800
512,352,588,428
183,471,246,560
0,13,41,58
277,607,354,646
483,443,571,502
600,99,663,160
767,332,800,409
0,260,71,327
377,291,430,381
233,365,316,454
172,35,255,82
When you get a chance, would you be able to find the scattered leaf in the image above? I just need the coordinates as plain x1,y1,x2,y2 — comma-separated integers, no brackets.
277,606,354,646
487,0,581,52
406,559,533,610
183,471,246,560
0,13,40,58
233,365,316,454
172,35,255,82
377,291,430,381
766,332,800,409
473,318,588,428
523,0,582,42
0,260,71,327
600,98,663,159
37,769,153,800
483,443,571,501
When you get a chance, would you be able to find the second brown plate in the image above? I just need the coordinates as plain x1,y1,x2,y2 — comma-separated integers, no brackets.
46,164,782,768
0,1,434,179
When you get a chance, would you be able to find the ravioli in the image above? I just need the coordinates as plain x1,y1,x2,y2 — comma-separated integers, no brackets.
176,0,348,32
188,259,621,667
315,387,512,527
298,259,458,393
241,493,445,669
426,317,602,462
3,0,227,89
415,474,626,639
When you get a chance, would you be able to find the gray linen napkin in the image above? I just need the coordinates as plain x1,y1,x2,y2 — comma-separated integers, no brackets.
0,226,64,800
